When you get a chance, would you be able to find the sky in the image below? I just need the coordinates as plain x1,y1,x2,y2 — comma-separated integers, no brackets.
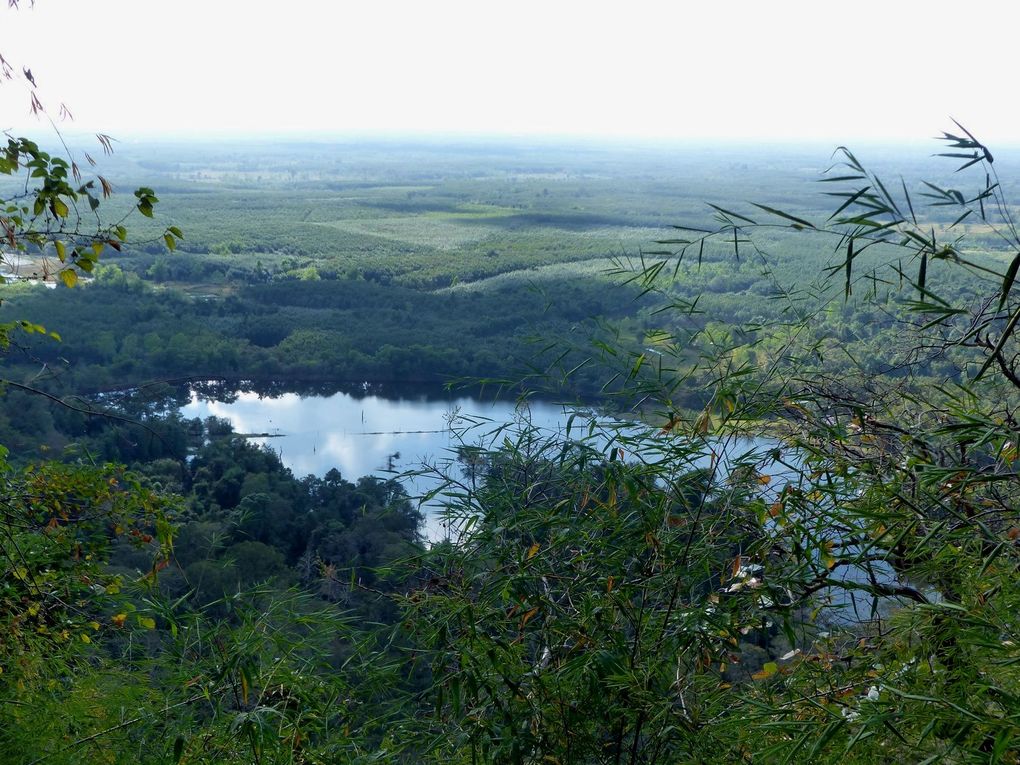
1,0,1018,144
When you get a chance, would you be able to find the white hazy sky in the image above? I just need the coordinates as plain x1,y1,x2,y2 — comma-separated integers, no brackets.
1,0,1018,144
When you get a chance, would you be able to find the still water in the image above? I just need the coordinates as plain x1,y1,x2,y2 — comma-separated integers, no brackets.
180,385,775,540
179,384,898,617
181,387,613,538
182,388,574,482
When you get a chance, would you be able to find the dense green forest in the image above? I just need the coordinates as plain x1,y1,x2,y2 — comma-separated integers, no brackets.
2,124,1020,764
2,140,1015,433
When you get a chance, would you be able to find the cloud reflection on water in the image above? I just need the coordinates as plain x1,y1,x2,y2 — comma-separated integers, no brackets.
182,389,574,539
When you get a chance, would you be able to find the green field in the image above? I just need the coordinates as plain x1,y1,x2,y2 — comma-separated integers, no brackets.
2,136,1017,428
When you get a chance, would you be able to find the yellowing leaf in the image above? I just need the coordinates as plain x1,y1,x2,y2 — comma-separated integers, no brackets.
730,555,742,579
694,410,712,435
80,633,91,644
520,607,539,628
55,240,66,261
111,613,127,628
59,269,77,288
52,198,69,218
526,542,540,560
137,616,156,630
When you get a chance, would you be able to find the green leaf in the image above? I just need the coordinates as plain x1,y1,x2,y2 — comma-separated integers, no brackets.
873,175,902,218
825,186,871,221
948,209,972,229
751,203,815,229
999,252,1020,311
164,233,176,251
54,240,65,262
901,176,917,224
818,174,867,183
629,353,645,380
975,303,1020,381
844,238,854,300
52,198,69,218
707,203,757,226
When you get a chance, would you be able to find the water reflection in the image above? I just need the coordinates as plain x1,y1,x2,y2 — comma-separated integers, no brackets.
179,384,906,620
182,388,580,538
183,388,577,478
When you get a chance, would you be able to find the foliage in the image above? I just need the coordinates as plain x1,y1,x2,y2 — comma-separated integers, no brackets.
408,423,780,762
0,414,425,764
404,128,1020,763
0,8,180,360
0,135,179,330
1,7,424,762
4,86,1020,761
0,454,176,761
4,138,1003,412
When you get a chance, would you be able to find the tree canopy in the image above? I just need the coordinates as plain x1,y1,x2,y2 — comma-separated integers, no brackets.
1,3,1019,754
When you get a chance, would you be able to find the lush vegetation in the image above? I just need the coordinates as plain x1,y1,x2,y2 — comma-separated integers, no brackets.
3,140,1014,426
400,131,1020,762
2,71,1020,762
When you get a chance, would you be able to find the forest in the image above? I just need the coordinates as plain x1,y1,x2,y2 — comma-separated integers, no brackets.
2,84,1020,765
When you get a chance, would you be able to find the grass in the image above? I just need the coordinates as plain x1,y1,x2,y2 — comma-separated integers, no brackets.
310,216,501,250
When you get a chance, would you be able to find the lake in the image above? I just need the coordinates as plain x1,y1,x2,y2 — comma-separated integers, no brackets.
179,384,776,540
182,386,606,538
177,384,899,617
